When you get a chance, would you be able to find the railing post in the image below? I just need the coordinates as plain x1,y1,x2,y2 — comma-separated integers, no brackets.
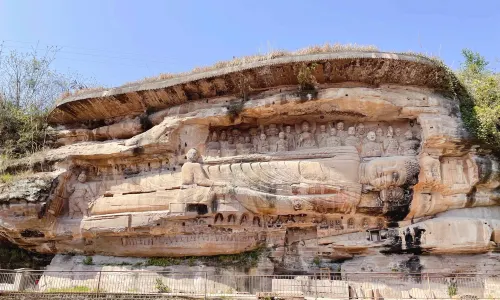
204,271,208,300
97,270,102,296
315,273,318,300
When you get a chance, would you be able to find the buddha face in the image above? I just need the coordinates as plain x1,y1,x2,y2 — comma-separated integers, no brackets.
395,128,402,136
244,136,251,143
249,128,257,136
386,130,394,138
357,123,365,135
330,128,337,136
279,131,285,139
77,173,87,183
268,124,278,136
286,126,292,133
301,122,310,132
232,129,240,138
320,125,326,133
260,133,267,141
186,148,199,163
360,156,419,189
367,131,376,142
211,132,218,142
220,131,227,141
376,128,383,137
336,122,344,131
347,127,356,136
228,136,234,144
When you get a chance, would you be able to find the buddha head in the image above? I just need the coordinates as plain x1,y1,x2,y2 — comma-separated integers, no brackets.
301,121,310,133
336,122,344,131
220,131,227,141
260,133,267,141
279,131,285,139
367,131,376,142
330,127,337,136
268,124,278,136
347,127,356,136
357,123,365,135
320,124,326,133
211,131,218,142
360,156,420,190
285,125,292,134
376,127,383,137
186,148,199,163
77,172,87,183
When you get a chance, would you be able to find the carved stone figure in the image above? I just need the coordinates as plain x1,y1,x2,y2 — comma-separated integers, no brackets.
236,136,245,155
344,127,360,149
250,128,260,152
316,124,329,147
356,123,366,141
375,127,384,143
336,122,347,141
297,121,317,149
258,133,270,152
361,131,383,157
360,156,420,190
420,154,441,184
242,136,254,154
68,172,94,218
285,125,296,151
219,130,229,150
267,124,279,146
179,148,217,207
383,129,399,156
326,127,342,147
399,130,420,156
394,127,404,143
275,132,288,152
206,131,221,157
222,136,237,157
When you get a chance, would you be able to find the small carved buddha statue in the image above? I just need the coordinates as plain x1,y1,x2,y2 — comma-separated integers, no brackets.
383,128,399,156
236,136,245,155
361,131,383,157
336,122,348,142
242,136,254,154
68,172,94,219
285,125,296,151
344,126,360,149
316,124,329,147
326,127,342,147
267,124,279,146
375,127,385,143
394,127,404,143
258,133,270,152
297,121,317,149
219,130,229,150
275,131,288,152
399,130,420,156
205,131,221,157
249,128,260,152
356,123,367,141
223,135,237,157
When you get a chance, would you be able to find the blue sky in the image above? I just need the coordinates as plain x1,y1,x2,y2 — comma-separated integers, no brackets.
1,0,499,87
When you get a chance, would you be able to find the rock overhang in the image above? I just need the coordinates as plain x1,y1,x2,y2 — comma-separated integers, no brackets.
48,51,450,125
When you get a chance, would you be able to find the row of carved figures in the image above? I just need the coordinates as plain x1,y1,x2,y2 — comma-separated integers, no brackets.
205,121,420,157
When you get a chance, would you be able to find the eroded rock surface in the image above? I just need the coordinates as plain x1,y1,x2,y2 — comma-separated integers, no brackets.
1,52,499,273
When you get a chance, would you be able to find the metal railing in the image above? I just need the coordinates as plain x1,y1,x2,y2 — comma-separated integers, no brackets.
1,269,500,299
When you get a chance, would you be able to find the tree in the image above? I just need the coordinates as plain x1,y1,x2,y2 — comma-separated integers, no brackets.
0,45,95,158
457,49,500,149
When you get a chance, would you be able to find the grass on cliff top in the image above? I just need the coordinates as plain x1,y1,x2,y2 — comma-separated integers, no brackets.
146,247,265,268
47,286,105,293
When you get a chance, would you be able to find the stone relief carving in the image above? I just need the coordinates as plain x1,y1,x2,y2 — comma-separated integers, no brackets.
203,121,420,158
67,172,94,218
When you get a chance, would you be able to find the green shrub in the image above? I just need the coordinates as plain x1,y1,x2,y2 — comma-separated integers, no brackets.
155,278,171,293
82,256,93,265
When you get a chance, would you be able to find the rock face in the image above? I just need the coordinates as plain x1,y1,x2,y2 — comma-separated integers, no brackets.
1,51,499,273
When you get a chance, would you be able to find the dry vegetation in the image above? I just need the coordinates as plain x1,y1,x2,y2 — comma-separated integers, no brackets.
57,43,382,101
